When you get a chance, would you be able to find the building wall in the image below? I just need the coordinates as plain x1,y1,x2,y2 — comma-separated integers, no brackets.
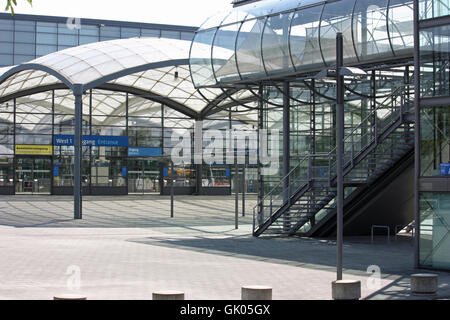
0,13,197,67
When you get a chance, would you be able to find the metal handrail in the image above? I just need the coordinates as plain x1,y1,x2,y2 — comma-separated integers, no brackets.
253,84,412,231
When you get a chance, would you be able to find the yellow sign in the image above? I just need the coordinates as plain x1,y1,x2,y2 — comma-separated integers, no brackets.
15,145,53,156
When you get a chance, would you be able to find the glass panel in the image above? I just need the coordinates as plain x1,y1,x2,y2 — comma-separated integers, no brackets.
420,193,450,269
37,32,57,45
353,0,393,61
190,29,217,87
262,12,294,75
13,55,35,64
15,43,34,55
0,54,13,66
420,106,450,176
0,31,13,42
320,0,358,66
419,0,450,19
37,22,57,33
15,157,51,194
0,19,14,31
161,30,180,40
15,20,35,32
128,159,162,194
388,0,414,55
181,32,194,41
36,44,58,56
420,25,450,98
0,42,13,54
58,34,78,46
212,22,240,83
236,18,265,80
290,4,325,72
80,25,99,37
141,29,160,37
100,26,120,39
121,27,140,38
14,31,35,44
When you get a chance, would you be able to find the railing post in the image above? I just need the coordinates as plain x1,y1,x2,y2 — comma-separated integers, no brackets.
270,194,273,218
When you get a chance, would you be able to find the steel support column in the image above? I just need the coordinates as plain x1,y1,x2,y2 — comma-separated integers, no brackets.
235,163,239,229
336,33,345,281
242,163,246,217
257,85,264,226
73,84,83,220
413,0,420,269
282,81,290,232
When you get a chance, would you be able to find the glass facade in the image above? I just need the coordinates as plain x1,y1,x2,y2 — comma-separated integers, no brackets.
420,106,450,176
419,0,450,19
0,89,217,195
0,13,196,68
419,192,450,269
418,0,450,270
420,25,450,97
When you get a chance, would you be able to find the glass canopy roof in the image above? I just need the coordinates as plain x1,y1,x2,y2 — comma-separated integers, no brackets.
0,37,257,121
189,0,415,88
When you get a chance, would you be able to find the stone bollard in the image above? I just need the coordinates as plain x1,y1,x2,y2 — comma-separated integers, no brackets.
53,294,87,300
332,280,361,300
241,286,272,300
152,291,185,300
411,273,438,295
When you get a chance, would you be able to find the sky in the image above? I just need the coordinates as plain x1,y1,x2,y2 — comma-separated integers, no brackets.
11,0,234,27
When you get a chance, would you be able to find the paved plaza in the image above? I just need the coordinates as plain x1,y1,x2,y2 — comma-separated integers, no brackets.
0,194,449,300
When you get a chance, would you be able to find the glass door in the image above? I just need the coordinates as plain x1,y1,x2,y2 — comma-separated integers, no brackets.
128,159,161,194
15,157,51,194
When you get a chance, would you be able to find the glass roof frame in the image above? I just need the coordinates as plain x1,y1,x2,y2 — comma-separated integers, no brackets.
189,0,415,89
0,37,258,122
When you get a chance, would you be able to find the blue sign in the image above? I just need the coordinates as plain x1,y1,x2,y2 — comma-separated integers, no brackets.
226,168,231,178
122,167,127,177
54,135,129,147
127,147,163,157
440,163,450,175
163,167,169,177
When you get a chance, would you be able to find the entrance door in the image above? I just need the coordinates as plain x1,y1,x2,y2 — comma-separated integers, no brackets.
15,157,51,194
128,159,161,194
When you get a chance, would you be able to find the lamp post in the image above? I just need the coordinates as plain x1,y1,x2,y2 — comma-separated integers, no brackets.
315,33,365,299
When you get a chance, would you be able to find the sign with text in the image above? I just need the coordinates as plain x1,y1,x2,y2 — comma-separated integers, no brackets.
54,135,129,147
127,147,163,157
15,145,53,156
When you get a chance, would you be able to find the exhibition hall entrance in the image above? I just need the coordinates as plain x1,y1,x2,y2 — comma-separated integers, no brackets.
15,157,52,194
128,159,161,194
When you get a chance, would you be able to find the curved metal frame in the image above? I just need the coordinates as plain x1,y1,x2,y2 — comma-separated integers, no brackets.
189,0,415,88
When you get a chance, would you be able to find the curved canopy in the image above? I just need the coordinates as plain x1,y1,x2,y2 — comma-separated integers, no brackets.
189,0,415,88
0,37,258,120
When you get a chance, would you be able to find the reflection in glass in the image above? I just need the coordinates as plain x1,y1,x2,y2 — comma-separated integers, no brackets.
420,106,450,176
420,193,450,269
420,25,450,98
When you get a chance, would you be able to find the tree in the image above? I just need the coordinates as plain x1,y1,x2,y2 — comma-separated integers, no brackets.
5,0,32,15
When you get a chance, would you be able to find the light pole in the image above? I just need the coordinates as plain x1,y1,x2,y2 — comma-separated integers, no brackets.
315,33,366,299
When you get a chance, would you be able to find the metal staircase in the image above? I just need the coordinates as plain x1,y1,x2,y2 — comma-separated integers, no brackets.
252,85,415,237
